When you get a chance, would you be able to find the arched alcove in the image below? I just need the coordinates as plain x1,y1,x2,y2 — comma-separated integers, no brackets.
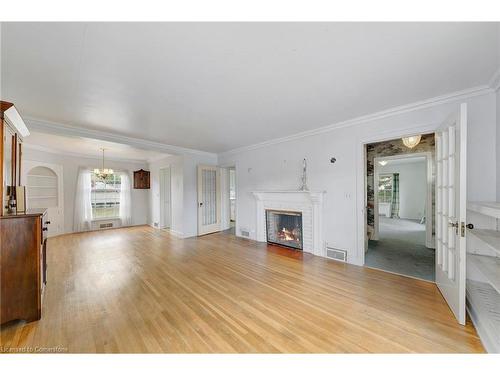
23,162,64,237
27,166,58,208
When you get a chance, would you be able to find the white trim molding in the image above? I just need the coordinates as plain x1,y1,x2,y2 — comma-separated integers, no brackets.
148,224,185,239
488,66,500,92
252,190,325,257
4,105,30,138
25,117,217,158
355,122,442,266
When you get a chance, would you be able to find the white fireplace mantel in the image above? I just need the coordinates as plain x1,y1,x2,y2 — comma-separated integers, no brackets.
251,190,326,256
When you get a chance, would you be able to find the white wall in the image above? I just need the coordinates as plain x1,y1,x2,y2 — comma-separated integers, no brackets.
149,155,184,236
22,147,150,234
219,92,497,265
378,161,427,220
497,89,500,200
148,152,218,238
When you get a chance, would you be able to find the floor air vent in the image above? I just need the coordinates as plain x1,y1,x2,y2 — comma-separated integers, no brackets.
240,229,250,237
326,247,347,262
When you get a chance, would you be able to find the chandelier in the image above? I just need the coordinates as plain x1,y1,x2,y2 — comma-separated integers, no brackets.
94,148,114,180
402,135,422,149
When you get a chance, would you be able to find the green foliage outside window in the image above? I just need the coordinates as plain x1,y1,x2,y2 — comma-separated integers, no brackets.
91,173,122,219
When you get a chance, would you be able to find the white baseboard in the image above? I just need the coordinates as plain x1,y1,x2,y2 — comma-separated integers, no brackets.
169,229,185,238
149,223,185,239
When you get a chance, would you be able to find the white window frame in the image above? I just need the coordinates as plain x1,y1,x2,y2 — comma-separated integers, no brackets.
90,172,122,220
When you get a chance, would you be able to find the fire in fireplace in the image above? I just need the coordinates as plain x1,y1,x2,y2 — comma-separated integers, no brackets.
265,210,303,250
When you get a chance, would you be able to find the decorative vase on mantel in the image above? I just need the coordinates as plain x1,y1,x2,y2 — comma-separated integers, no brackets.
299,158,309,191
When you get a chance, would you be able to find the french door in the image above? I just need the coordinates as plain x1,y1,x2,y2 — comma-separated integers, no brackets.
435,103,467,325
197,165,221,235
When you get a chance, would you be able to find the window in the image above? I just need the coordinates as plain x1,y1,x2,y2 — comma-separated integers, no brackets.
91,173,122,219
378,174,393,203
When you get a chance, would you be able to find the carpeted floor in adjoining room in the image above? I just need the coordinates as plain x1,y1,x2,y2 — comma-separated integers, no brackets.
366,217,435,281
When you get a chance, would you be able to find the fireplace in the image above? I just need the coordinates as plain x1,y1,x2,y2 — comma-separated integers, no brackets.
265,210,303,250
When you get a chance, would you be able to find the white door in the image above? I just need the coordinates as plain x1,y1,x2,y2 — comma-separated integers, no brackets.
197,165,221,235
435,103,467,325
159,167,171,229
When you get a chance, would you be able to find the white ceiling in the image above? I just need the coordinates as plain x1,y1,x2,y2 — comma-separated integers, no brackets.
2,22,499,153
24,131,169,162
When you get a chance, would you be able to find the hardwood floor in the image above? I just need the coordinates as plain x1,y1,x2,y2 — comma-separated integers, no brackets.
0,226,484,353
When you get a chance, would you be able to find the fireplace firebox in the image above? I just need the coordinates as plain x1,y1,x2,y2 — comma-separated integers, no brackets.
265,210,303,250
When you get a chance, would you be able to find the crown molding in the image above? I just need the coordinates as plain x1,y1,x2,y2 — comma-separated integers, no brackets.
219,84,493,157
25,117,218,159
488,66,500,92
23,143,150,164
146,154,175,163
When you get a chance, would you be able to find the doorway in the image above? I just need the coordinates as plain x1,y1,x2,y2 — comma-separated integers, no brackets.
228,167,236,234
364,134,436,281
159,167,171,229
220,166,236,235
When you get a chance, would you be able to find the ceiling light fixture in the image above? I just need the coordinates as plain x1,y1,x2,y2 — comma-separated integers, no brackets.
378,160,388,166
402,135,422,149
94,148,114,180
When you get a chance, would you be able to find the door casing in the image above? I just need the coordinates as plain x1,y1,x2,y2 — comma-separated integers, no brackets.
356,122,438,267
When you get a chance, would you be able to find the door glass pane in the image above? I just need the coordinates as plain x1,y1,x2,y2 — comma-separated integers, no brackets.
202,169,216,225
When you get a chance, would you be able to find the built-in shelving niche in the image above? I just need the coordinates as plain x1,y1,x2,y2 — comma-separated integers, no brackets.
466,202,500,353
26,167,58,209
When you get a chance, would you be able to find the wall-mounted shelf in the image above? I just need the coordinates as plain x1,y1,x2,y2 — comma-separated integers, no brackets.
467,280,500,353
468,202,500,219
466,200,500,353
468,229,500,257
27,174,57,179
133,169,150,189
468,254,500,295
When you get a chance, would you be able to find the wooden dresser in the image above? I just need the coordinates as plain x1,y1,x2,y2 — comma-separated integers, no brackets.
1,100,48,324
0,209,48,324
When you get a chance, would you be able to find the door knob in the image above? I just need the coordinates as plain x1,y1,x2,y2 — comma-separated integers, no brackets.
449,221,459,235
199,202,203,207
466,223,474,229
